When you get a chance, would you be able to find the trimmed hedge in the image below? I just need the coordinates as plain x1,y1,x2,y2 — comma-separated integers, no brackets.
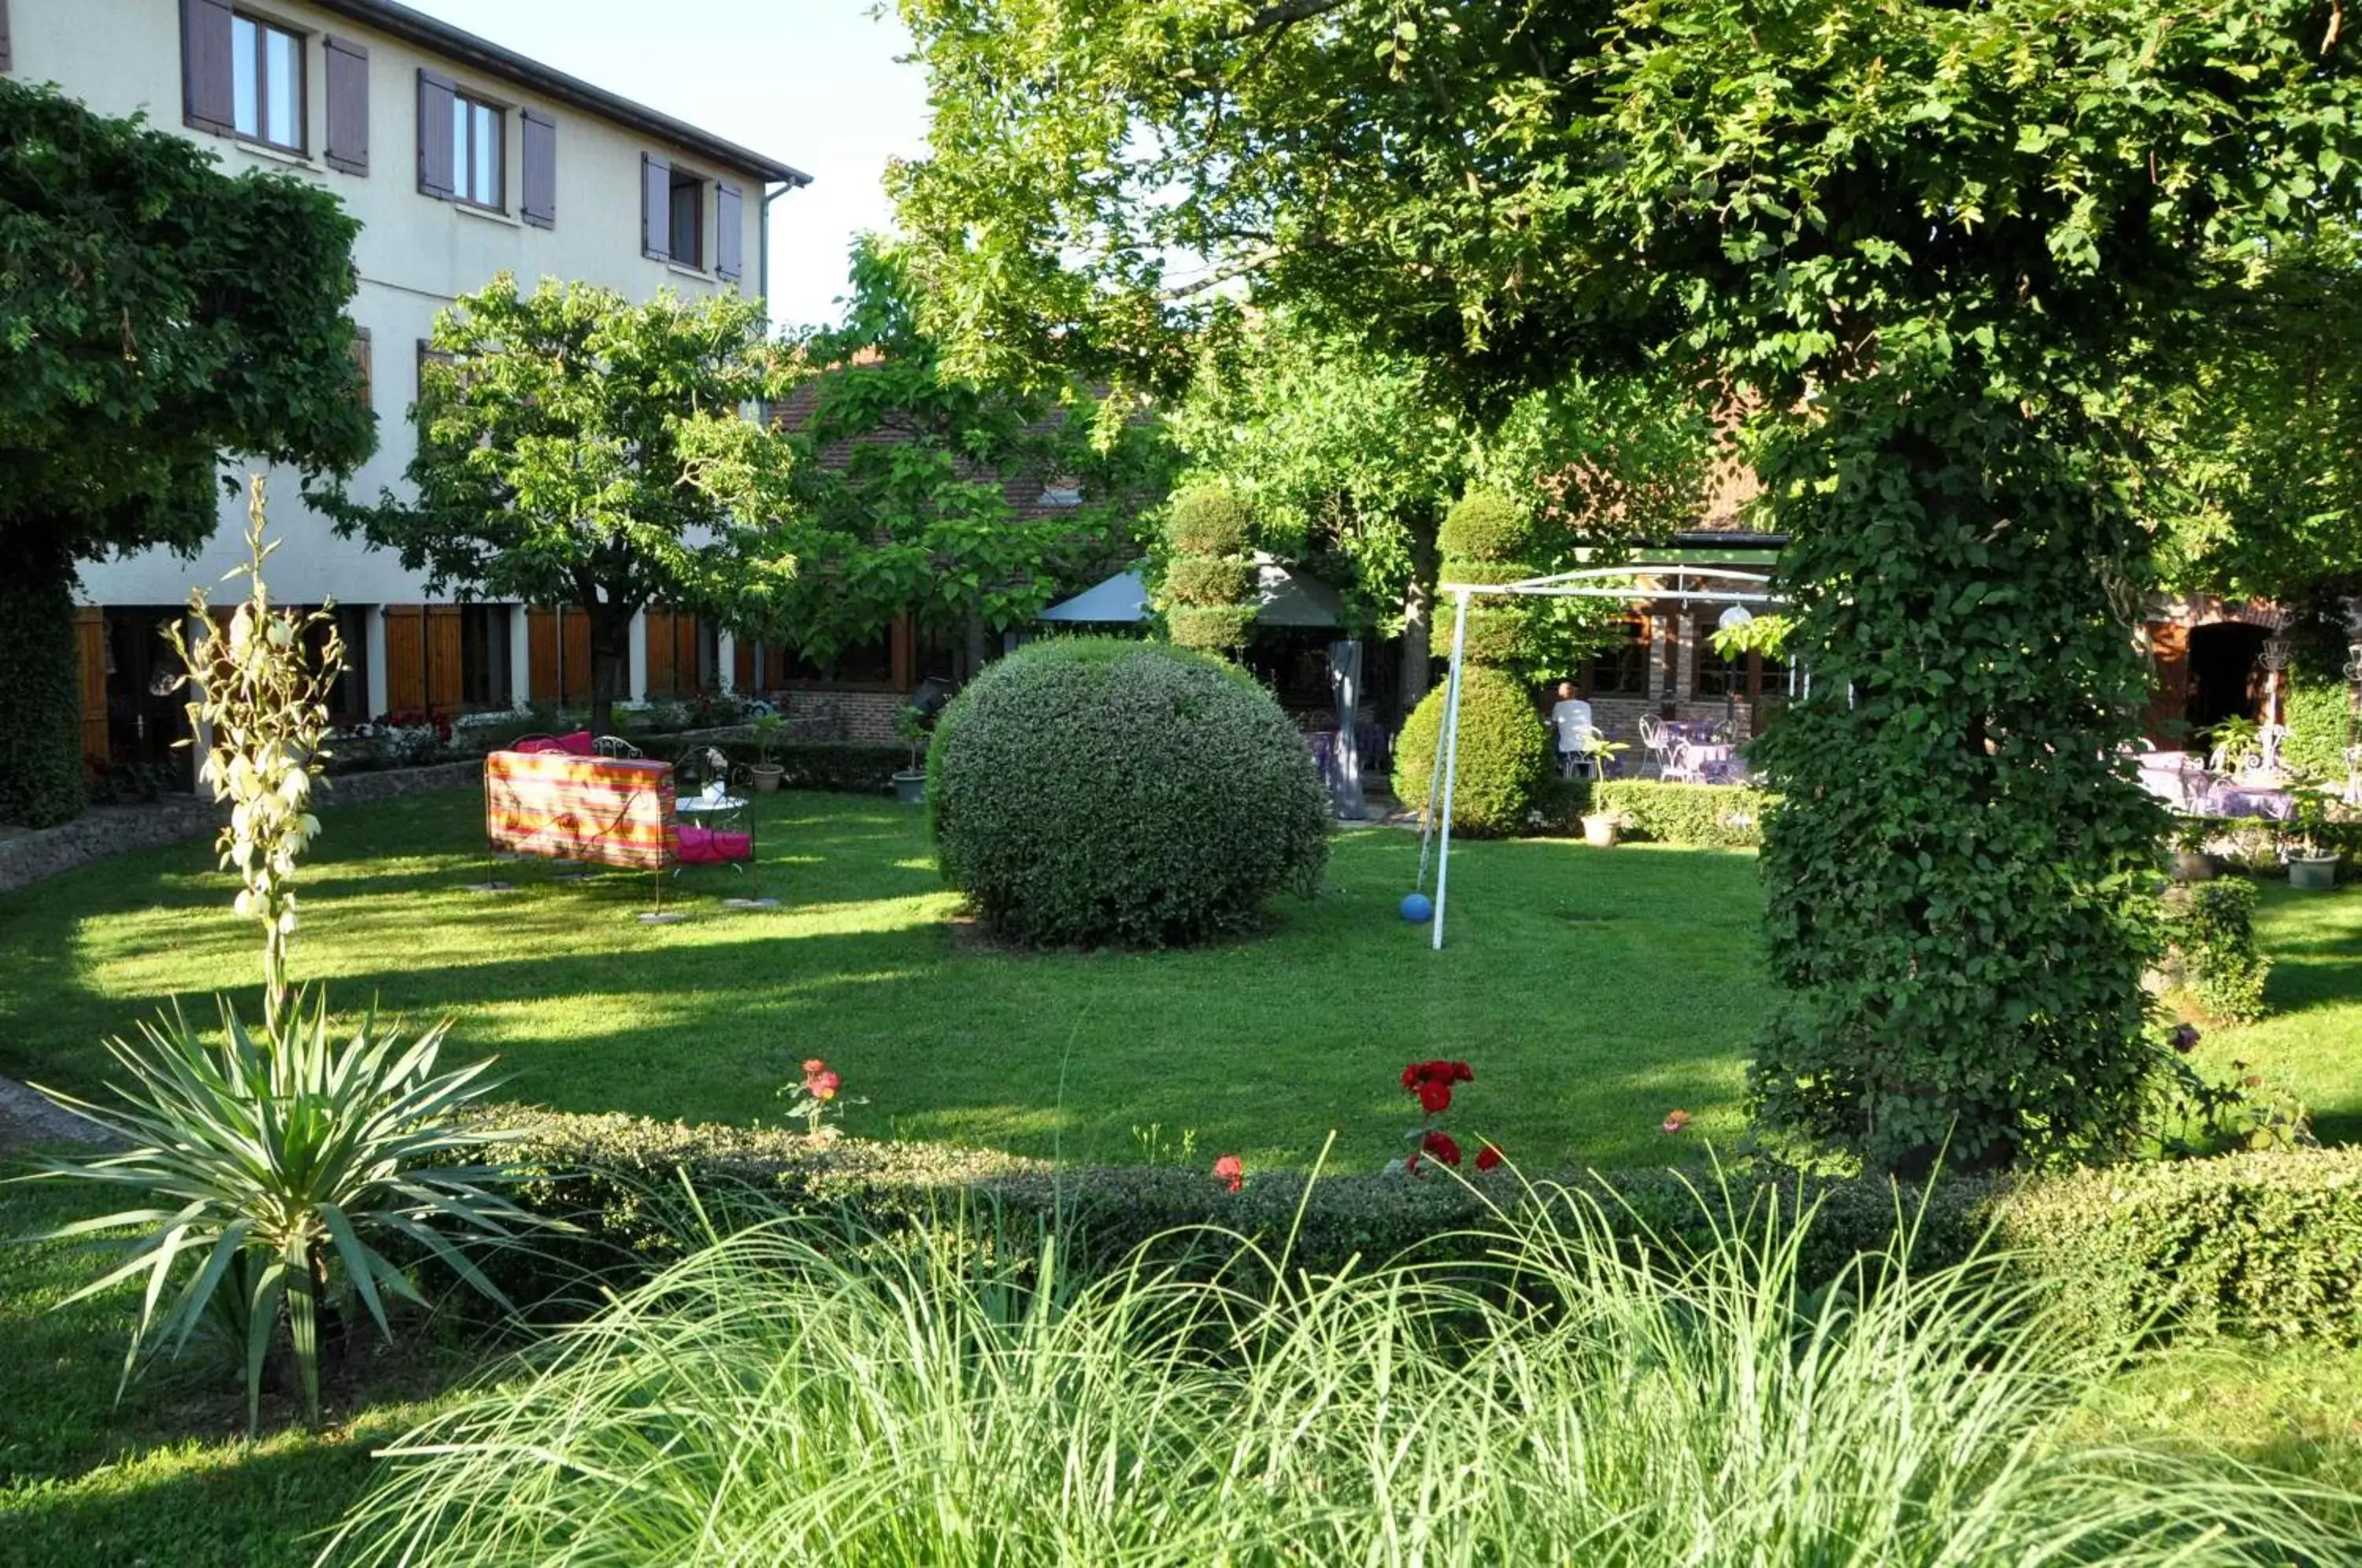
2162,878,2271,1023
709,738,907,793
475,1109,2362,1347
1438,491,1539,564
1391,667,1547,837
928,637,1328,946
1167,603,1260,654
1164,556,1253,607
0,562,88,828
1537,778,1780,847
1167,485,1252,557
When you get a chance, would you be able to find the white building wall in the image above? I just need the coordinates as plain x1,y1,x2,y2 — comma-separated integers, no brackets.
10,0,782,623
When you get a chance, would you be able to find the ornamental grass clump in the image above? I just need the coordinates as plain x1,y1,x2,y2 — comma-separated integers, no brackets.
326,1181,2357,1566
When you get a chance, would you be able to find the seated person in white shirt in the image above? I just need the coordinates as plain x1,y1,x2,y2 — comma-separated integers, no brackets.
1546,682,1597,778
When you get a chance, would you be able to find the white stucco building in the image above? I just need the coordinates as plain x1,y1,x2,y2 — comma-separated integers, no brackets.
3,0,806,765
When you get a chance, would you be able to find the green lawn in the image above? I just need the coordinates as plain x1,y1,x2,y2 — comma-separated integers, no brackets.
0,788,1779,1173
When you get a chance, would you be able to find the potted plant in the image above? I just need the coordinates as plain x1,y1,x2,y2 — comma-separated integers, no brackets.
2284,794,2342,891
1579,804,1627,849
745,712,786,794
893,702,931,806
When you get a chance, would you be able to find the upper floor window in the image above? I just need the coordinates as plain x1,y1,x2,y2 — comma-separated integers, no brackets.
451,92,503,209
231,12,304,151
668,168,705,268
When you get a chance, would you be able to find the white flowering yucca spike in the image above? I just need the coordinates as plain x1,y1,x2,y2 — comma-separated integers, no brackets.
164,476,344,1024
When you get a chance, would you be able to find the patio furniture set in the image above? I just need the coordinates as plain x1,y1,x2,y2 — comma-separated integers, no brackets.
2133,745,2299,823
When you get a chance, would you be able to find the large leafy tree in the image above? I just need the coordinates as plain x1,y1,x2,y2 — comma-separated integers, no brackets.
319,276,795,732
749,242,1171,673
0,81,372,826
892,0,2362,1169
1172,309,1717,712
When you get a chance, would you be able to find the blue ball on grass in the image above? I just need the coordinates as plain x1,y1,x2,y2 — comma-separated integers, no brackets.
1399,892,1434,924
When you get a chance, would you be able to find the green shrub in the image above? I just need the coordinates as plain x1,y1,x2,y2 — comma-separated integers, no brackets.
927,638,1328,946
2282,673,2350,785
1601,778,1779,847
0,562,87,827
2163,879,2271,1023
473,1108,2362,1348
1166,602,1260,654
709,738,907,793
1390,667,1546,837
1438,490,1538,564
1162,555,1253,607
1165,484,1252,557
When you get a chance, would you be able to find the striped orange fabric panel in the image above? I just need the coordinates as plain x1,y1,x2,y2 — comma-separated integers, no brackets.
485,751,679,870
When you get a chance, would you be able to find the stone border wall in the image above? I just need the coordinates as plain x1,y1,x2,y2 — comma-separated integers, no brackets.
0,760,483,896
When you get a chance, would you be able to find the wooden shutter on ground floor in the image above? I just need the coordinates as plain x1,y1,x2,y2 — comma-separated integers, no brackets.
181,0,235,134
890,614,915,690
74,608,106,769
324,35,369,173
526,605,559,704
383,605,425,713
426,605,463,716
643,609,678,698
2145,620,2191,744
733,638,754,690
521,109,557,227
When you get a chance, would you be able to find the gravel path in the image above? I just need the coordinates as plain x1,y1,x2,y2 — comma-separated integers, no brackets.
0,1075,117,1156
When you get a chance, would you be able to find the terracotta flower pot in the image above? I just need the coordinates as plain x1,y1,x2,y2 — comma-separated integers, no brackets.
1581,813,1621,849
748,764,784,795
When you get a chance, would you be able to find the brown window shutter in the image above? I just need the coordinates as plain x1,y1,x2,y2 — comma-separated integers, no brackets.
323,36,369,174
75,608,108,769
2,0,13,74
520,109,557,228
426,606,463,716
417,69,456,199
643,609,675,698
716,182,744,283
525,606,558,704
641,153,671,260
382,605,425,715
180,0,235,135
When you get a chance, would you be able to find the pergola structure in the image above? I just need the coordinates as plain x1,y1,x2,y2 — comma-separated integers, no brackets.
1415,564,1790,949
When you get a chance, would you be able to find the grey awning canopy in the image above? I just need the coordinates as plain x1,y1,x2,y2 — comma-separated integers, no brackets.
1038,557,1342,628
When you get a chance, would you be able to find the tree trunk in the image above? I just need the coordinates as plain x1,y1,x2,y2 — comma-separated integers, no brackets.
0,529,91,827
1395,522,1438,725
586,598,635,734
962,610,987,682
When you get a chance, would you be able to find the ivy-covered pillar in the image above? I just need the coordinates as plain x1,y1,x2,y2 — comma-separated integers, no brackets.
1749,380,2166,1172
0,527,88,828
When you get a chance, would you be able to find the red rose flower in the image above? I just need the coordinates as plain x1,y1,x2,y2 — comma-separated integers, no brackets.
1421,1130,1462,1167
1403,1152,1423,1178
1475,1143,1503,1173
1449,1061,1473,1084
1416,1079,1453,1115
809,1071,842,1101
803,1058,827,1076
1212,1154,1244,1194
1661,1109,1690,1134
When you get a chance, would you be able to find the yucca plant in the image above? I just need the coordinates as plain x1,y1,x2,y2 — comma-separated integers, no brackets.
14,989,534,1430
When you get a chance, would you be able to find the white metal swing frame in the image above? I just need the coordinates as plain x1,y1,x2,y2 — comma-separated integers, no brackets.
1414,565,1787,950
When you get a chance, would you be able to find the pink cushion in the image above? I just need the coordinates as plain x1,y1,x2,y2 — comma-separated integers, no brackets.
555,730,596,756
676,825,752,865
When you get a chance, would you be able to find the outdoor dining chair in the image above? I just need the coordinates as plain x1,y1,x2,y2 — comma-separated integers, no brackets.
1637,714,1672,778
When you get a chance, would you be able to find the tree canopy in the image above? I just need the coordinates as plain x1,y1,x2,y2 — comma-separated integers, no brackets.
749,241,1171,674
892,0,2362,1167
0,80,372,825
317,276,795,730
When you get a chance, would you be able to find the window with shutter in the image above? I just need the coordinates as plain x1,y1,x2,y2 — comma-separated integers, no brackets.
181,0,236,135
641,153,671,260
716,182,743,283
2,0,14,74
521,110,556,228
324,35,368,174
416,68,455,198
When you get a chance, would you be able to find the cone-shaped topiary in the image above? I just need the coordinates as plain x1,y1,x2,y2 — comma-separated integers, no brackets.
1436,492,1543,671
1166,486,1253,558
1390,664,1548,838
1439,491,1539,564
1159,483,1257,655
929,638,1329,946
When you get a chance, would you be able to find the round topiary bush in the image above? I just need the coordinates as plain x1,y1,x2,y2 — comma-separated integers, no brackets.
1438,491,1538,564
1163,555,1254,608
1390,665,1547,838
929,638,1330,947
1166,485,1252,557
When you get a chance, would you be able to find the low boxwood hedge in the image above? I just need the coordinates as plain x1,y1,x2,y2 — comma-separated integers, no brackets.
706,739,908,794
1538,778,1781,847
476,1109,2362,1346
